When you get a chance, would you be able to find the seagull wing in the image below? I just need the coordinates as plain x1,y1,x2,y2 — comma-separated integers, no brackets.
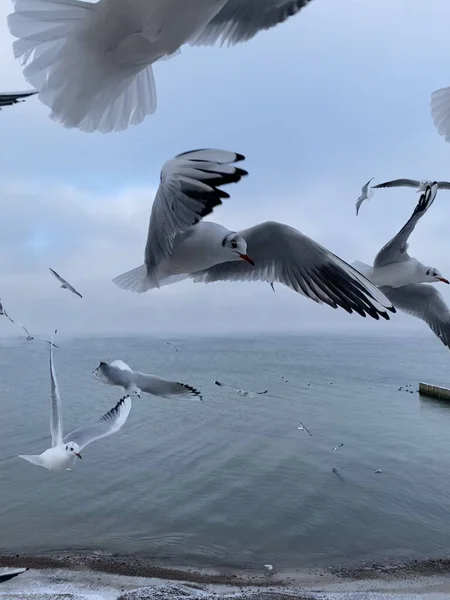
49,330,63,447
372,178,420,189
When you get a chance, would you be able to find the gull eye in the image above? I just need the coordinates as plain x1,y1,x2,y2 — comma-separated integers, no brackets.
230,240,237,249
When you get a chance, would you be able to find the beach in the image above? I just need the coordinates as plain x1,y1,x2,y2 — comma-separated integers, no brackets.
2,553,450,599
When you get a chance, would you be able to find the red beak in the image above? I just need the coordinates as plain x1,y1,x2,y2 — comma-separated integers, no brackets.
239,253,255,267
439,277,450,284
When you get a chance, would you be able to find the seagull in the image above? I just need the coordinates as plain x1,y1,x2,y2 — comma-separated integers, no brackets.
0,568,28,584
49,268,83,298
431,87,450,144
214,380,268,396
7,0,314,133
264,564,274,572
0,298,6,316
355,177,374,216
332,443,344,452
113,148,396,322
165,342,179,352
0,90,36,109
5,313,59,347
19,331,132,472
93,359,203,400
372,179,450,191
353,183,450,349
297,421,312,436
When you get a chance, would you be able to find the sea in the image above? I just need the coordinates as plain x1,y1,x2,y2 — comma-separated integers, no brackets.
1,332,450,571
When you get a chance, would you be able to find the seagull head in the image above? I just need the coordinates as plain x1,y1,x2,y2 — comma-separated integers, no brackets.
222,232,254,267
65,442,82,459
425,267,449,284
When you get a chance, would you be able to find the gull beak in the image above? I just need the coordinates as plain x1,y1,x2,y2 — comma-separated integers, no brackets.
439,277,450,284
73,452,82,459
239,254,255,267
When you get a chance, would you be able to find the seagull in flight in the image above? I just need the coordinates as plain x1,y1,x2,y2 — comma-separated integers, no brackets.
372,179,450,191
165,342,179,352
353,183,450,349
297,421,312,436
0,90,36,109
332,443,344,452
5,313,59,347
214,380,268,397
19,331,132,472
355,177,374,216
49,268,83,298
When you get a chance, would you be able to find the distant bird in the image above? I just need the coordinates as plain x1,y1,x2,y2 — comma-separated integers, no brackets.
353,183,450,349
214,380,268,397
5,313,59,347
19,331,132,472
93,359,202,400
165,342,179,352
374,469,382,474
0,90,36,109
264,564,274,572
0,568,28,583
7,0,314,133
0,298,6,316
49,268,83,298
373,179,450,191
297,421,312,436
431,87,450,144
355,177,374,216
332,443,344,452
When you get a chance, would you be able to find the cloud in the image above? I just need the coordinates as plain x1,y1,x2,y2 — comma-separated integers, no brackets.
0,0,450,342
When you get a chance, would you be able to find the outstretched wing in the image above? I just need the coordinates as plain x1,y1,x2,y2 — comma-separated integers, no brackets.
64,396,132,451
192,221,395,320
190,0,313,46
374,183,438,268
145,149,247,282
49,268,83,298
135,373,202,400
380,284,450,349
372,179,420,189
49,330,63,447
0,90,36,108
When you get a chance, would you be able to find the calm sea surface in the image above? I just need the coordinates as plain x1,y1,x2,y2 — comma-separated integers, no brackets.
1,333,450,569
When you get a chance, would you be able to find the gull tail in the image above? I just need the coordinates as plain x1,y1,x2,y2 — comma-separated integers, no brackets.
113,265,153,293
431,87,450,143
8,0,157,133
351,261,373,279
18,454,45,467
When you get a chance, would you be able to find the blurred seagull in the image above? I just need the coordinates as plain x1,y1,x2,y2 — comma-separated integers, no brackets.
214,380,268,397
332,443,344,452
297,421,312,436
355,177,374,216
5,313,59,347
7,0,314,132
165,342,179,352
49,268,83,298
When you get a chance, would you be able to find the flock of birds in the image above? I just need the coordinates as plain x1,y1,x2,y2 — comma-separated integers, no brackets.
1,0,450,586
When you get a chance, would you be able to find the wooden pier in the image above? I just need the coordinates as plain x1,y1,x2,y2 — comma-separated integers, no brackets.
419,382,450,400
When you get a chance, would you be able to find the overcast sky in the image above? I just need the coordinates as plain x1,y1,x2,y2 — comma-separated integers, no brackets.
1,0,450,341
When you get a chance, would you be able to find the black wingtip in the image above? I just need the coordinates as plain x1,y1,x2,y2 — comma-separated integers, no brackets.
234,152,246,162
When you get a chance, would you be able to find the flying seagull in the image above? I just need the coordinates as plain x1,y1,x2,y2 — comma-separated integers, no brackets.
113,149,396,322
49,268,83,298
93,359,202,400
372,179,450,191
0,568,28,584
19,331,131,472
0,90,36,109
332,443,344,452
5,313,59,347
353,183,450,349
8,0,314,133
297,421,312,436
214,380,268,397
165,342,179,352
355,177,374,216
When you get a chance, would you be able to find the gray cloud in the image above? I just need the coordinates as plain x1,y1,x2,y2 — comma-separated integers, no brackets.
0,0,450,342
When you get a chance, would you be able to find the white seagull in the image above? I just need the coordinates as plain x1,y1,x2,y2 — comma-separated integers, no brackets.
332,443,344,452
7,0,314,133
214,380,268,396
49,268,83,298
431,87,450,144
0,90,36,109
355,177,374,216
19,332,132,472
93,359,203,400
372,179,450,191
353,183,450,349
113,148,396,322
5,313,59,347
297,421,312,436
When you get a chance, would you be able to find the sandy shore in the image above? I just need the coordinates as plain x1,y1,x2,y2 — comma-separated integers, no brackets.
2,553,450,599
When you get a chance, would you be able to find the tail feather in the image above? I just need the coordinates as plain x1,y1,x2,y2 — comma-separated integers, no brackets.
8,0,157,133
113,265,152,293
